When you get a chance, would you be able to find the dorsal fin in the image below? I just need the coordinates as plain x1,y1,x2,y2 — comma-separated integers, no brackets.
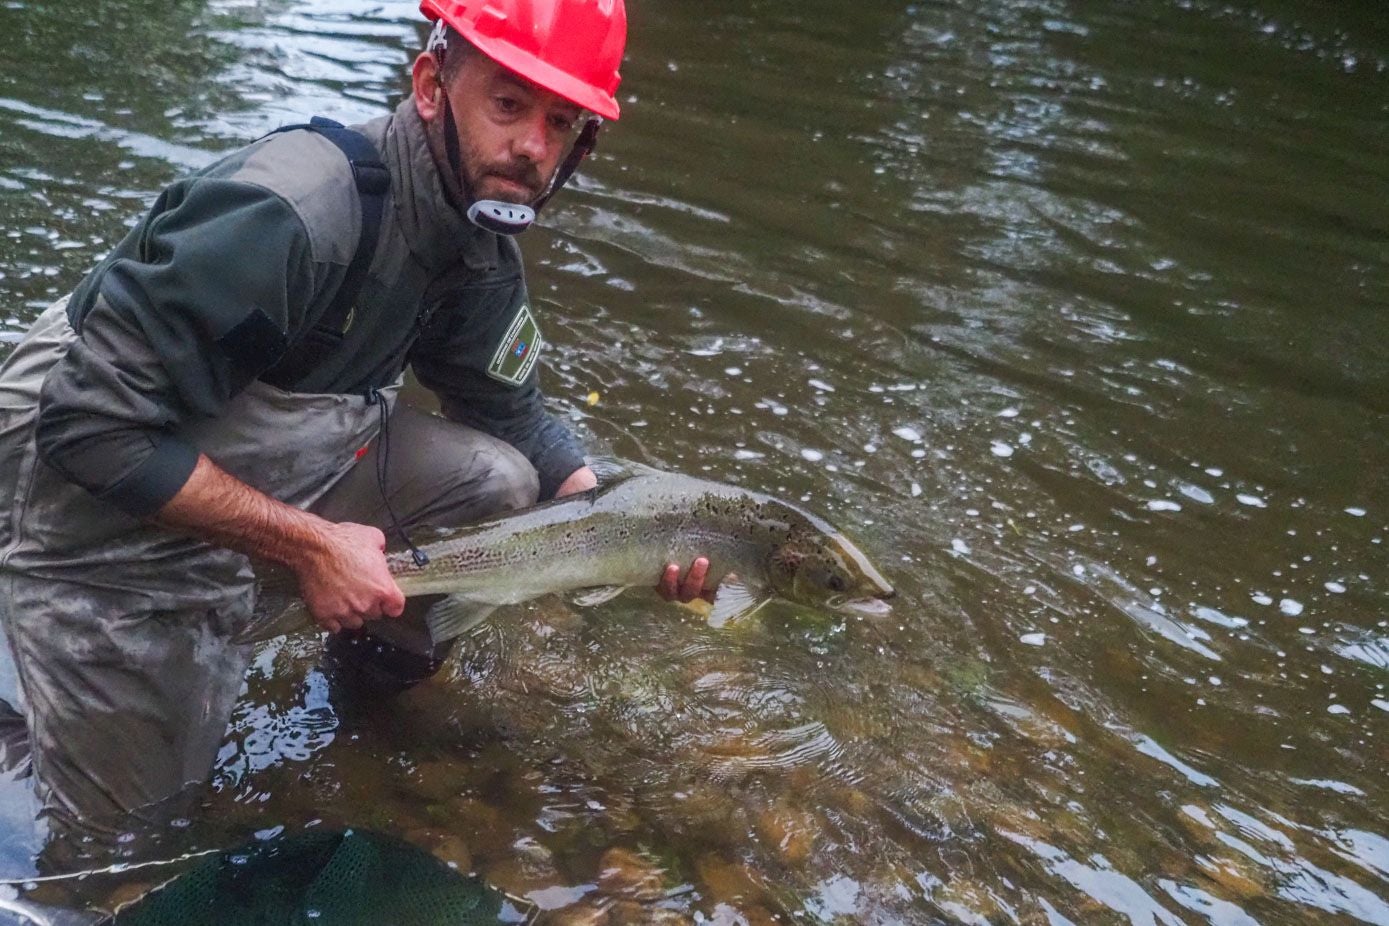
585,456,665,488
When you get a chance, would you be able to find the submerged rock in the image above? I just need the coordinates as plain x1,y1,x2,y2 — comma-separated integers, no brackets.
597,847,666,902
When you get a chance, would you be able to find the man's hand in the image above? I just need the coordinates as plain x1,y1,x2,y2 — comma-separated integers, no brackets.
658,557,716,604
554,465,598,498
294,522,406,634
156,454,406,635
556,466,713,604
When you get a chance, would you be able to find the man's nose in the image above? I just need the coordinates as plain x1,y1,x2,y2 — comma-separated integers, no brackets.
512,115,552,164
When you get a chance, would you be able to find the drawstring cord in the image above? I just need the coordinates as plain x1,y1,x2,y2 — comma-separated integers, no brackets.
367,389,429,567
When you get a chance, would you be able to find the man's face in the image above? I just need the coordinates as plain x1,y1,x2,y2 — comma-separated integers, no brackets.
438,52,584,205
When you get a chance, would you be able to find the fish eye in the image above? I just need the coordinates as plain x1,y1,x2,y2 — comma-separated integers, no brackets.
828,575,846,592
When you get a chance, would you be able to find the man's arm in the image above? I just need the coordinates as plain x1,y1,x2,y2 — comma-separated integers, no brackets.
154,454,405,634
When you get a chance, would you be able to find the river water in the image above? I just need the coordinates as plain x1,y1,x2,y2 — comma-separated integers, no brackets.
0,0,1386,923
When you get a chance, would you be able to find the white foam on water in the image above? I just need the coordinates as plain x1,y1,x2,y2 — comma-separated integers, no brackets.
910,482,922,497
1345,507,1367,517
1020,633,1046,647
800,448,824,462
1237,494,1267,508
1177,483,1214,504
1327,703,1350,715
808,378,835,392
724,366,743,376
951,538,971,555
1324,581,1346,593
1192,606,1248,629
1279,598,1304,617
1147,500,1182,512
991,441,1014,458
893,426,922,443
1251,592,1273,606
999,407,1019,418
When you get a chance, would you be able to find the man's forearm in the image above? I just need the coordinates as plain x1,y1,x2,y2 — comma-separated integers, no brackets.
153,453,331,569
153,454,405,632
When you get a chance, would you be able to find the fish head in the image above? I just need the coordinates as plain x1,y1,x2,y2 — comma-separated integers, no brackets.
770,528,895,615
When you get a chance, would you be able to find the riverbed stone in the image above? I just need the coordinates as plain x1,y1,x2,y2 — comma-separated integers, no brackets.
608,901,694,925
543,900,611,925
695,853,766,905
597,846,666,901
754,800,816,867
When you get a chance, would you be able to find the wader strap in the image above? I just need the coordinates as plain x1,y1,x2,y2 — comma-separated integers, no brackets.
260,116,389,390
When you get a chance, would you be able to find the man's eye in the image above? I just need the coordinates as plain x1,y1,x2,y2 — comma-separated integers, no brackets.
495,96,520,114
549,113,577,133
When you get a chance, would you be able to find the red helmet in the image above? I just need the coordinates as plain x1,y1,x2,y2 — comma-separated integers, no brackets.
420,0,626,121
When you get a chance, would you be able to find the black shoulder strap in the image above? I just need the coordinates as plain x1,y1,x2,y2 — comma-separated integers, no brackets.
261,116,389,390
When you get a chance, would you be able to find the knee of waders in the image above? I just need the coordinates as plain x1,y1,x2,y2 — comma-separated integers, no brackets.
321,629,458,699
475,443,540,512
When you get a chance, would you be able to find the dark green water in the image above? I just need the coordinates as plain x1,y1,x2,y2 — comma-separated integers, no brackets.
0,0,1386,922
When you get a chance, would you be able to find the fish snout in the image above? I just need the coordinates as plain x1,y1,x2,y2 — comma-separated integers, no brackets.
839,597,893,618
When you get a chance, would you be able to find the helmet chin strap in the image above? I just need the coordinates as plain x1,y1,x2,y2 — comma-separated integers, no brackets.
463,116,604,236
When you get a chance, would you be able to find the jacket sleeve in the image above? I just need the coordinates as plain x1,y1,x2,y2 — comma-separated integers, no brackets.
410,277,585,500
35,178,320,518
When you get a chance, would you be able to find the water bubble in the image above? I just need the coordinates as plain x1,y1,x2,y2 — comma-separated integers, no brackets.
951,538,971,555
910,482,922,497
800,448,824,462
990,441,1014,458
1327,704,1350,715
1147,500,1182,512
1279,599,1304,617
999,407,1019,418
724,366,743,376
893,426,923,442
1237,494,1267,508
1324,581,1346,594
1345,507,1367,517
808,378,835,392
1251,593,1273,606
1020,633,1046,646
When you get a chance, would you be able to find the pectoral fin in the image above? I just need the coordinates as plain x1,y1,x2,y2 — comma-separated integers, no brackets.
707,579,771,628
425,595,498,642
571,585,627,607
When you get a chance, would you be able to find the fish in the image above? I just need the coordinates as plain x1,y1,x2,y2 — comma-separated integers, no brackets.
237,459,894,644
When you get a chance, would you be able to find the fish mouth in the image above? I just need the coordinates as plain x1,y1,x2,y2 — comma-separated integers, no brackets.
837,597,894,617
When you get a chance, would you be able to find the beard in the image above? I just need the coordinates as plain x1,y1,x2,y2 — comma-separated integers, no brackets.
458,137,547,205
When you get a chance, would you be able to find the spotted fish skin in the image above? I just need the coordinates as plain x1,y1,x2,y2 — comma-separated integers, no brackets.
240,466,893,642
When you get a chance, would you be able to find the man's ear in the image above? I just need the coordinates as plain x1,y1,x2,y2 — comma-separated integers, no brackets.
412,52,443,122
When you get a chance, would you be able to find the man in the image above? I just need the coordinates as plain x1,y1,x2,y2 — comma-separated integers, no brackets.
0,0,710,846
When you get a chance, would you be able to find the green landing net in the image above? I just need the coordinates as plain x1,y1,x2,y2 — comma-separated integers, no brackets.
106,829,513,926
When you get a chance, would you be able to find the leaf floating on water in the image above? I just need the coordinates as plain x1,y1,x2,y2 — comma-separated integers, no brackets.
586,391,600,406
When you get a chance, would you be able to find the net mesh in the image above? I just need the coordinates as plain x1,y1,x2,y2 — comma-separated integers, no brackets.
107,829,508,926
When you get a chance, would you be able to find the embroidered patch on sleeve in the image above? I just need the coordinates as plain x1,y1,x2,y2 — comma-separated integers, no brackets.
487,303,544,386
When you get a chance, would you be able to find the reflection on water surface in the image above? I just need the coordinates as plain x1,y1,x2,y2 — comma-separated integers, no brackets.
0,0,1386,921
